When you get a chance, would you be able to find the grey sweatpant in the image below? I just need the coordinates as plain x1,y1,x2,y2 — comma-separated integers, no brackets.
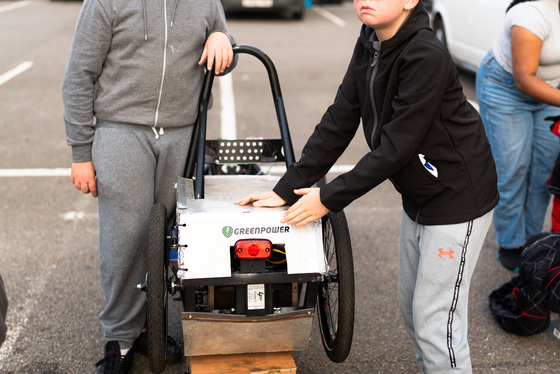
92,121,193,349
398,209,493,374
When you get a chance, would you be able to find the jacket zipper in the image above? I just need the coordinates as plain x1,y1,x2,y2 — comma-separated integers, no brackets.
369,42,422,219
369,48,380,148
152,0,168,139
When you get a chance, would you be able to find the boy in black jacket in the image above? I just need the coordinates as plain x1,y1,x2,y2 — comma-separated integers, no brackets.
237,0,498,372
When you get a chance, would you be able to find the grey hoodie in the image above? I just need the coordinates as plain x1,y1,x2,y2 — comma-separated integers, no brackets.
62,0,235,163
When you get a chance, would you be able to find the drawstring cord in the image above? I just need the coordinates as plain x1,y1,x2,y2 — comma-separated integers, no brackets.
144,0,181,35
170,0,180,27
151,127,165,139
142,0,148,40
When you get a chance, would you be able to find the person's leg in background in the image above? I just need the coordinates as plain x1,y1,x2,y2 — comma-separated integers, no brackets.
477,53,534,271
0,274,7,348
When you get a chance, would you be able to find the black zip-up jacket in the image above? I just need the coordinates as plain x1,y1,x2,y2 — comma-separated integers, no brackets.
274,5,499,225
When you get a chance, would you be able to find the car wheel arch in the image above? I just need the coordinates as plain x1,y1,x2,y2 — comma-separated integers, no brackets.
432,13,448,50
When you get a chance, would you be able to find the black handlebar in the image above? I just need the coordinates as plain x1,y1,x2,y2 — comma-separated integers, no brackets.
184,44,296,199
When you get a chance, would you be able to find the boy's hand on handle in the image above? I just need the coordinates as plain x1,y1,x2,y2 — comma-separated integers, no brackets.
281,188,329,227
198,31,234,74
235,191,286,207
71,161,97,198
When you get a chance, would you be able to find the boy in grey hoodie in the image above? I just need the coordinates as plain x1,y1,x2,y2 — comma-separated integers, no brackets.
62,1,235,372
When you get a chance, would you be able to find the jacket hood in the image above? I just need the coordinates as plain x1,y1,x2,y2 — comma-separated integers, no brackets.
359,3,432,53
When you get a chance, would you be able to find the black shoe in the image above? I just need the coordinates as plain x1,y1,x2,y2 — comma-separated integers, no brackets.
134,332,183,365
498,247,523,272
95,341,134,374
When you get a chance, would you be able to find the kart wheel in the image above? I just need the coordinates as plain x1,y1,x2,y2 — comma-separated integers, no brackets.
317,210,355,363
147,203,168,374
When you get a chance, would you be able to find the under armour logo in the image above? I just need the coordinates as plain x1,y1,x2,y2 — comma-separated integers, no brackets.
438,248,454,259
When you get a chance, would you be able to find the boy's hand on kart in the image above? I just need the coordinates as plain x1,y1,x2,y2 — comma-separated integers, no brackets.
281,188,329,227
71,161,97,198
198,31,234,74
235,191,286,207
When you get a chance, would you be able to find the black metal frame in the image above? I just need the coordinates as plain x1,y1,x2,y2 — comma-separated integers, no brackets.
184,44,296,199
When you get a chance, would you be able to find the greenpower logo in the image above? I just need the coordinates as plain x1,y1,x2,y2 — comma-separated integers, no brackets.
222,226,233,238
222,225,290,238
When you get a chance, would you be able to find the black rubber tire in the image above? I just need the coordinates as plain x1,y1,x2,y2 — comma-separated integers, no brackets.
293,7,304,20
147,203,168,374
433,16,448,51
317,210,355,363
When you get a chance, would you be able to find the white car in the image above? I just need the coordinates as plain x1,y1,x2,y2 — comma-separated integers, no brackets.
430,0,511,73
220,0,306,19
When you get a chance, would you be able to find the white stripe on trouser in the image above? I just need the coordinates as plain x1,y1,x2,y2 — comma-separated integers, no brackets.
398,209,493,374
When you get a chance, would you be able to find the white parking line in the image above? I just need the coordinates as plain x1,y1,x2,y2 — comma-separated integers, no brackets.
219,74,237,139
0,168,71,177
0,1,30,14
0,59,357,179
312,6,347,27
0,61,34,86
0,165,355,177
246,164,354,175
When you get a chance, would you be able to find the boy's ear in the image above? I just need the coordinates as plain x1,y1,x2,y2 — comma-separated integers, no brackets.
404,0,420,11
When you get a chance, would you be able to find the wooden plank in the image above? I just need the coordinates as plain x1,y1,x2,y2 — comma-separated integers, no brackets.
188,351,296,374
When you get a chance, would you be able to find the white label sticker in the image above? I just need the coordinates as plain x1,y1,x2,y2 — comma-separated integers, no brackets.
247,284,265,310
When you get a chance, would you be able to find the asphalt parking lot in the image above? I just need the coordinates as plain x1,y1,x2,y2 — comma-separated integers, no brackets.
1,1,560,373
